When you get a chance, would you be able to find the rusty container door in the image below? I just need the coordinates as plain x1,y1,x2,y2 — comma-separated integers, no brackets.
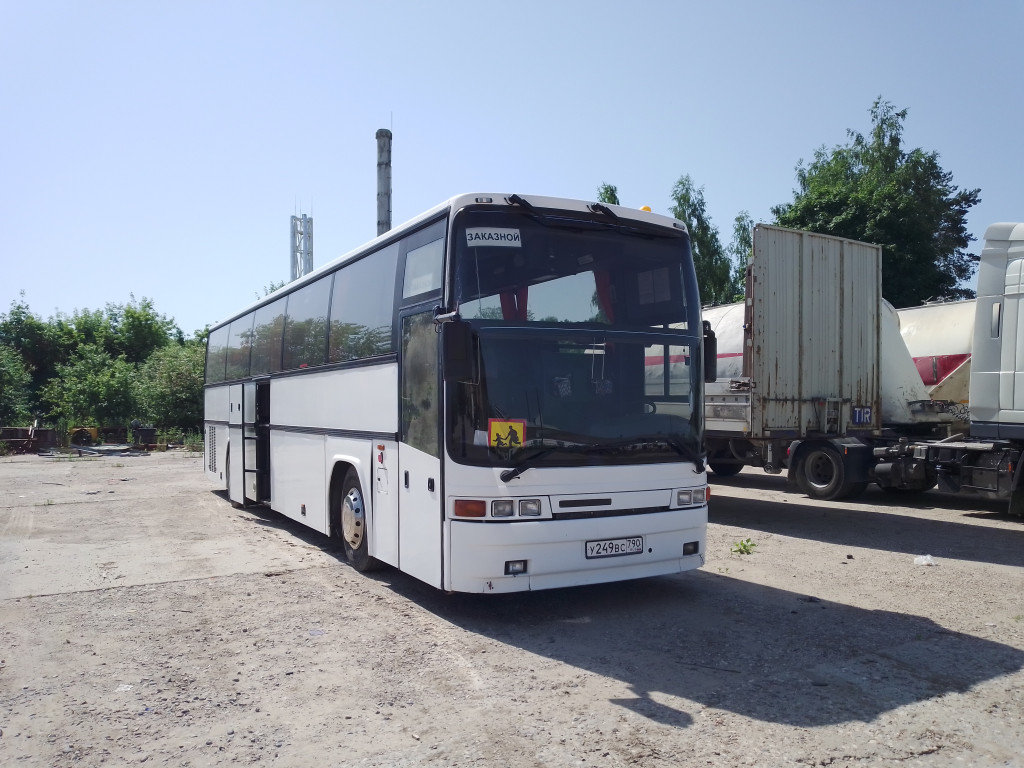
746,225,881,438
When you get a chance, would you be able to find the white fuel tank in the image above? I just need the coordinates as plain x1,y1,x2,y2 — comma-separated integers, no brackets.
702,298,944,426
701,302,746,380
895,300,974,418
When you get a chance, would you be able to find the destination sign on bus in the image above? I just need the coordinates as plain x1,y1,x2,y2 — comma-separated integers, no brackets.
465,228,522,247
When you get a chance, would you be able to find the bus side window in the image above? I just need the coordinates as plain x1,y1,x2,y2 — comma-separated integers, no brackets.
282,276,332,370
205,325,230,384
399,218,447,307
250,298,287,375
328,242,400,363
225,314,254,380
403,238,444,299
402,312,440,457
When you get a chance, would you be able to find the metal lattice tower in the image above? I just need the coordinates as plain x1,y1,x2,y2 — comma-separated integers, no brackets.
290,214,313,281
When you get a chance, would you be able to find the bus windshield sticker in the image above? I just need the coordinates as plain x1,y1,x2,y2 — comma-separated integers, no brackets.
466,228,522,247
638,267,671,304
488,419,526,448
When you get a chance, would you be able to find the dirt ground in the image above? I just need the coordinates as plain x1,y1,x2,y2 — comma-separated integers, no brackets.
1,451,1022,767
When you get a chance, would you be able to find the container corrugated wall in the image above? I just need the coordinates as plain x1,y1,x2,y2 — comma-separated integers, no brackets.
747,225,881,437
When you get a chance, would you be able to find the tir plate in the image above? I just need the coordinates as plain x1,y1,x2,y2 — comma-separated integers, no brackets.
585,536,643,559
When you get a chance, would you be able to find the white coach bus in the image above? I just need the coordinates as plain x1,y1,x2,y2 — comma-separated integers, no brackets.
204,193,713,593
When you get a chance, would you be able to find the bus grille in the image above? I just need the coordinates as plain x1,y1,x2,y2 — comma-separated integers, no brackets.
207,426,216,473
553,505,672,520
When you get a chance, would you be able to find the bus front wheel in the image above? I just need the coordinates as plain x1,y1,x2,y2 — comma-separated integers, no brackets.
335,468,379,572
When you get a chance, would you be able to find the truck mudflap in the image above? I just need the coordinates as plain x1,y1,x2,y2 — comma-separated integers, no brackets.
1007,457,1024,518
787,438,872,501
1009,469,1024,517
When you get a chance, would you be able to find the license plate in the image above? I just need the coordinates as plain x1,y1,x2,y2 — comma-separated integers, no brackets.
585,536,644,559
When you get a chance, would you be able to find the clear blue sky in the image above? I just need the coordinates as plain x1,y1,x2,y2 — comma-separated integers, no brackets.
2,0,1021,335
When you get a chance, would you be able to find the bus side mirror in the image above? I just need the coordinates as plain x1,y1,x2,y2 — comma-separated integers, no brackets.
442,320,477,383
702,320,717,383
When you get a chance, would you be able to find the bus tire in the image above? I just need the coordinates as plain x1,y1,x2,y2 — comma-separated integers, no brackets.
796,444,858,501
335,468,380,573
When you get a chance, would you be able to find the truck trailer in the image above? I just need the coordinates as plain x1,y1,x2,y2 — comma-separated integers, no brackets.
700,224,951,501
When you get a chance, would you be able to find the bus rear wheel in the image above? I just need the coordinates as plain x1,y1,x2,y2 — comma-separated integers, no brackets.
334,468,379,572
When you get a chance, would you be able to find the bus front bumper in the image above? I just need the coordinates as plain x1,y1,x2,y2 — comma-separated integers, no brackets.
445,506,707,593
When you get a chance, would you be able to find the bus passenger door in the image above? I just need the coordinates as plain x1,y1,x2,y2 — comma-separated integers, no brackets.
398,311,443,587
242,379,271,504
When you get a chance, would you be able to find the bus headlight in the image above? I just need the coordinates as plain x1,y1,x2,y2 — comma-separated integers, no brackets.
492,499,514,517
518,499,542,516
677,487,708,506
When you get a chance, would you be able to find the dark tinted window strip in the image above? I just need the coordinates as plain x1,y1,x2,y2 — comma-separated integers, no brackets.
203,353,398,387
553,505,673,520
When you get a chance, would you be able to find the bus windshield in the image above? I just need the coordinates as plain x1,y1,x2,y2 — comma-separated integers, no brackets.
447,207,704,470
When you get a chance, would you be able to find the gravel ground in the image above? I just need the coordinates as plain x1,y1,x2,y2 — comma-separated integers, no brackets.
1,451,1022,767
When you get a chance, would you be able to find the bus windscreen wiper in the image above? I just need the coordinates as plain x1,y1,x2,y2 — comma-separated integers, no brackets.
499,447,557,483
501,197,680,240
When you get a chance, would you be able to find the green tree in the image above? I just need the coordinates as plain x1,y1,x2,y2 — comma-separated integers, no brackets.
596,183,620,205
62,307,112,350
772,99,980,307
137,342,205,431
728,211,754,300
0,296,74,407
40,344,139,428
670,175,734,304
257,280,287,299
0,344,32,426
105,295,179,363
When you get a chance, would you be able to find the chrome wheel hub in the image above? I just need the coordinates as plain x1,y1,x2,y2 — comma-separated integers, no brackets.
341,487,365,549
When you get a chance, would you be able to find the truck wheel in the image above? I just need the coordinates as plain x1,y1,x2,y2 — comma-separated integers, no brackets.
333,468,380,573
797,445,863,500
708,460,743,477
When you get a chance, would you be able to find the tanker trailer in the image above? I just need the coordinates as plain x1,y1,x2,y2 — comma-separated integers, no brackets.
896,299,974,423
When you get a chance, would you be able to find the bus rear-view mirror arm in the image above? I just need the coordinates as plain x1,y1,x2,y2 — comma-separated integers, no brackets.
703,320,717,383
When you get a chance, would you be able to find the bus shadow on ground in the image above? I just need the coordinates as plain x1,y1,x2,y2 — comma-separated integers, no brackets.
386,570,1024,730
211,490,1024,729
212,490,349,560
708,490,1024,568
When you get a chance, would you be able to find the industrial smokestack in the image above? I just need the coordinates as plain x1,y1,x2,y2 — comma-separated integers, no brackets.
376,128,392,235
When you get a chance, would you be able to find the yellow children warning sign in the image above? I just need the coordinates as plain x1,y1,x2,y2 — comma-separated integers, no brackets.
488,419,526,448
